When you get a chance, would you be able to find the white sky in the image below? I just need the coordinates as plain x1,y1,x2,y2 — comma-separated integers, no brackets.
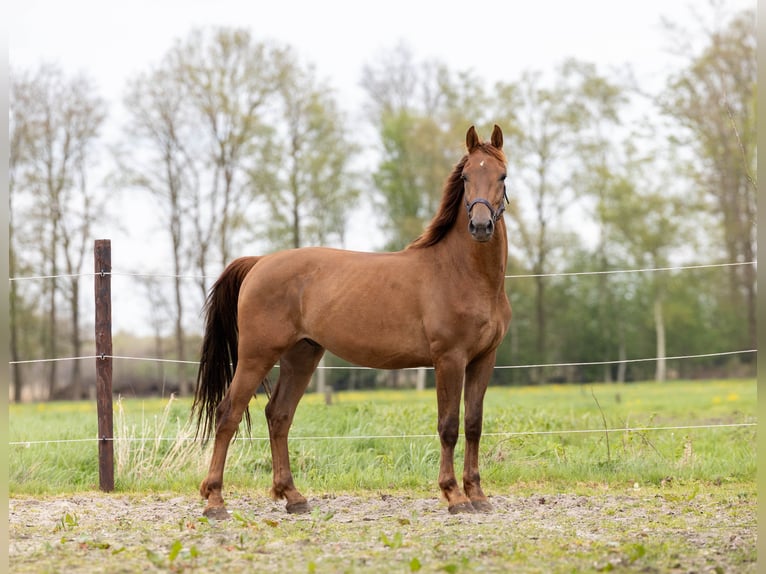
9,0,754,334
12,0,736,108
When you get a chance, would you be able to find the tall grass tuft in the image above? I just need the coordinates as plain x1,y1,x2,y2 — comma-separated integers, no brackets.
114,395,210,490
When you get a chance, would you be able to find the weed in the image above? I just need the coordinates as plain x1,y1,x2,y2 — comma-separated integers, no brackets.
381,531,403,549
54,512,78,532
625,542,647,563
168,540,183,562
311,507,335,524
232,510,259,528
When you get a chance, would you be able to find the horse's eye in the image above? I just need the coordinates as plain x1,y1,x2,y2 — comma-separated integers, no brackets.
500,174,507,181
461,174,468,182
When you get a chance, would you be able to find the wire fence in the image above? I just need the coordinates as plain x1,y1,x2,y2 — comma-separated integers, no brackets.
7,259,756,283
7,349,758,369
8,257,757,449
8,258,758,370
8,259,757,373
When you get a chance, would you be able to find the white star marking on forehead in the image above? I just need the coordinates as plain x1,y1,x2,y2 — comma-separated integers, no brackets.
480,160,485,167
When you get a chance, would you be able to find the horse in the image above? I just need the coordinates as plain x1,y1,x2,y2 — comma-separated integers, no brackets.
191,124,512,518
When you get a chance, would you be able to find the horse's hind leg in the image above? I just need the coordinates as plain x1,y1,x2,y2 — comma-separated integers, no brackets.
201,356,278,519
266,339,325,514
462,351,496,512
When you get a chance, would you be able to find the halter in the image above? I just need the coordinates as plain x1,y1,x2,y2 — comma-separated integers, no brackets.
465,187,509,222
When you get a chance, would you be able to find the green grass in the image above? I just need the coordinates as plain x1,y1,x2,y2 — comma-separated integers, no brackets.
9,379,756,496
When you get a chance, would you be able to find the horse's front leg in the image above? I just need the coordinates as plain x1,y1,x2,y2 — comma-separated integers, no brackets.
434,353,474,514
462,351,497,512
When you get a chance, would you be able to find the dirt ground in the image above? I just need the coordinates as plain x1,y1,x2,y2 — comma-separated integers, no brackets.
9,487,757,573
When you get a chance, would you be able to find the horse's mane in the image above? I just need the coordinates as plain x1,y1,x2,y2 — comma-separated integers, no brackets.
407,143,506,250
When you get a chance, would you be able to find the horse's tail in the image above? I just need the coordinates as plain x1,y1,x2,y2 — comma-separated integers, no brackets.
191,256,260,443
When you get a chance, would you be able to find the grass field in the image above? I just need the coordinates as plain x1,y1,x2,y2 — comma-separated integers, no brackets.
9,379,756,494
9,379,757,573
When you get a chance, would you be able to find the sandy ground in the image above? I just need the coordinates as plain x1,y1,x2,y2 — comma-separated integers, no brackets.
9,489,757,573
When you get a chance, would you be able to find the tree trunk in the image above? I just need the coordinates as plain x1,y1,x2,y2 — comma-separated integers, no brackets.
10,278,23,402
172,226,188,395
742,245,756,351
653,294,666,383
219,168,234,267
597,248,613,383
415,367,426,391
534,273,546,384
47,274,57,399
509,315,519,384
9,223,24,401
69,278,82,398
315,356,326,394
616,323,627,384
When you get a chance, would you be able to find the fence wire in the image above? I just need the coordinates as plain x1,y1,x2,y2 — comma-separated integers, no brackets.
8,259,756,282
9,422,757,448
8,348,758,369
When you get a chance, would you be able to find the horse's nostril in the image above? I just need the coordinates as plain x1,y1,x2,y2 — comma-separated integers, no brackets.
468,219,495,242
469,219,494,240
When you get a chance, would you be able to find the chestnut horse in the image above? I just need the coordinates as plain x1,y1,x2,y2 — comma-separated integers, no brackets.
192,125,511,518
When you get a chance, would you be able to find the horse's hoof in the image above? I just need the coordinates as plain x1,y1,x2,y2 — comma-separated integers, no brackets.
286,500,311,514
471,500,493,513
448,501,476,514
203,506,231,520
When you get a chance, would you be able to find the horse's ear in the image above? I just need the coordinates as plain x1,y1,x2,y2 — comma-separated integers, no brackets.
491,124,503,149
466,125,480,152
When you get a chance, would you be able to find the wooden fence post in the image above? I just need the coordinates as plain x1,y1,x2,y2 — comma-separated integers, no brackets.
94,239,114,492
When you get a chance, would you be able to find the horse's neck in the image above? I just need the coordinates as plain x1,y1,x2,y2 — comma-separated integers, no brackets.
440,220,508,287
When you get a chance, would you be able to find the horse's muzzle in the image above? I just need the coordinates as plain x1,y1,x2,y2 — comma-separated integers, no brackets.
468,217,494,242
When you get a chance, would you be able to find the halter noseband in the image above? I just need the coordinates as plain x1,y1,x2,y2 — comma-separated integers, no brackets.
465,189,509,222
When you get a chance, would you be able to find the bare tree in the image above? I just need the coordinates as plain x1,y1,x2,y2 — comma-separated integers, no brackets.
256,60,360,250
9,70,30,401
10,64,105,399
119,59,198,395
176,28,293,286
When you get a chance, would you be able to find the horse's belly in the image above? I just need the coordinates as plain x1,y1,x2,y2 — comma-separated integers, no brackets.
314,321,432,370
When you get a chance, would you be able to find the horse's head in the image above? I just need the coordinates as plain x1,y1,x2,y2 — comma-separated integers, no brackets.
462,125,507,242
